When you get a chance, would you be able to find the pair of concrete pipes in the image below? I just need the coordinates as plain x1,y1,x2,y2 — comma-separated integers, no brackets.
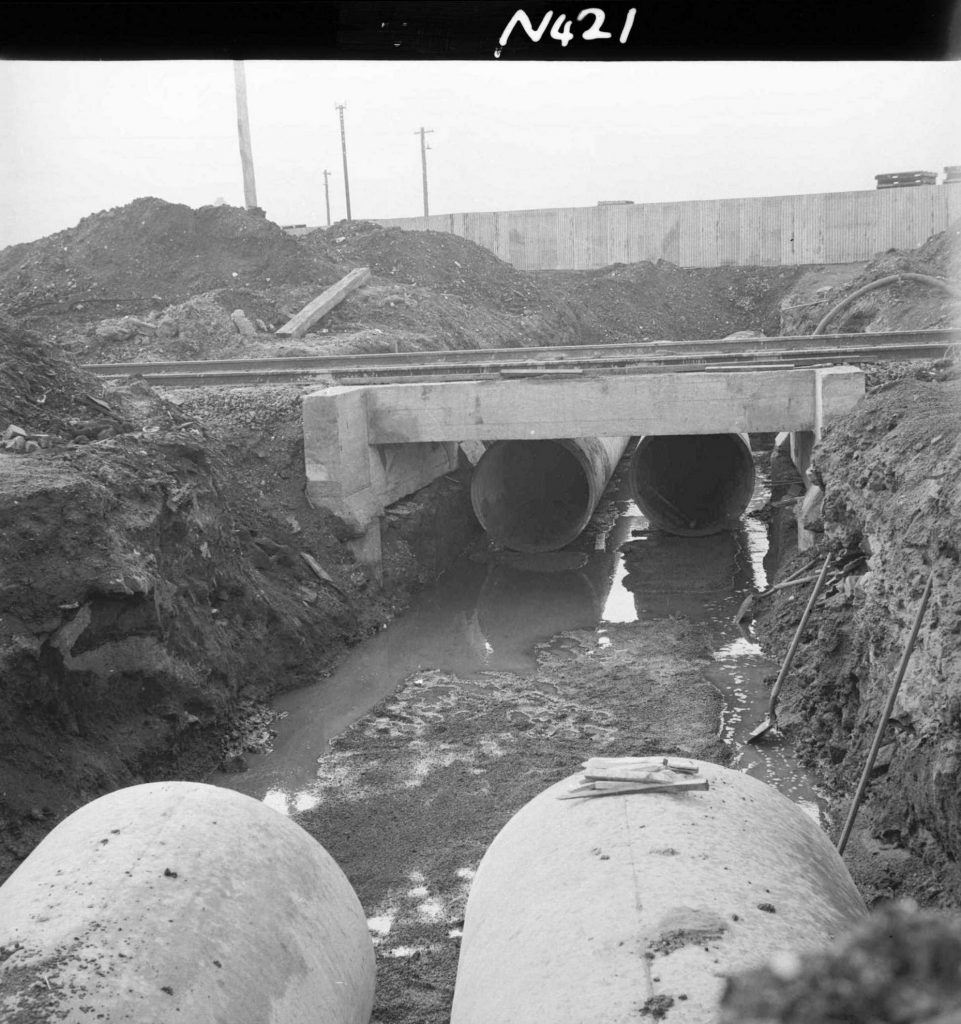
0,766,866,1023
470,434,756,551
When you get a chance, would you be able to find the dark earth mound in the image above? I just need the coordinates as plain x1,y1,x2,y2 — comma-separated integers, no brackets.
0,197,339,325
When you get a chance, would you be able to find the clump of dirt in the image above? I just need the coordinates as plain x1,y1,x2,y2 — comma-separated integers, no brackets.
538,261,809,343
721,900,961,1023
0,319,396,883
647,906,728,956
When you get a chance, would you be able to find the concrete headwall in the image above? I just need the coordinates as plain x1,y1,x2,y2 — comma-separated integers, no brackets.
363,184,961,271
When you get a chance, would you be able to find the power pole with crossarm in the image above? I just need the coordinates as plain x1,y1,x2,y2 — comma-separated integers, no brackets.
415,126,434,230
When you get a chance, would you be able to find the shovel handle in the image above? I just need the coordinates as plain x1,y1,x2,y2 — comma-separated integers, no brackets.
767,553,832,718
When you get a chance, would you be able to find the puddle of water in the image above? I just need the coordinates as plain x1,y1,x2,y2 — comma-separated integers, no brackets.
213,454,829,826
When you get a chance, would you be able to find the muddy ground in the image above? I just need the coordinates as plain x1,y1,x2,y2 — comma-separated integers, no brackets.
2,198,960,1019
304,616,727,1023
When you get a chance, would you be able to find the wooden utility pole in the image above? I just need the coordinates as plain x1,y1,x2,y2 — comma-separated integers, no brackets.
416,126,434,229
335,103,351,222
322,169,331,226
232,61,258,210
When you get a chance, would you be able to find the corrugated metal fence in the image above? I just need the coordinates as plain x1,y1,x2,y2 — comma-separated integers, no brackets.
366,185,961,270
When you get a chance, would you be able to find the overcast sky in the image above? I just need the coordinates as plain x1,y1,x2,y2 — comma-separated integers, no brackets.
1,59,959,248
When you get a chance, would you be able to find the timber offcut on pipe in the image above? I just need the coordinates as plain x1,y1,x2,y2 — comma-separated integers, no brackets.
0,782,376,1024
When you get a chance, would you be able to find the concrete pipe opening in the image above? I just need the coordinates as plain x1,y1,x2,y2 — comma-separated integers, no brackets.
630,433,756,536
470,438,628,552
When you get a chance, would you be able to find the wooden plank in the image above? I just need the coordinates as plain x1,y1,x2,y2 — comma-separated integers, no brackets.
275,267,371,338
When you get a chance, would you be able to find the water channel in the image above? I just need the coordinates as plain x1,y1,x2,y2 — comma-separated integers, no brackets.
213,451,829,826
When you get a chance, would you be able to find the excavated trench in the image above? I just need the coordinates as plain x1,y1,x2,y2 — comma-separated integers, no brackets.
213,442,828,825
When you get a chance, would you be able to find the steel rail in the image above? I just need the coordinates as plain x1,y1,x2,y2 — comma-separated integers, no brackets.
100,341,956,388
86,328,959,381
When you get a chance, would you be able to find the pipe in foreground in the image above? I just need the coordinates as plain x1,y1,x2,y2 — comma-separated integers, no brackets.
630,433,756,535
470,437,630,552
0,782,375,1024
450,760,867,1024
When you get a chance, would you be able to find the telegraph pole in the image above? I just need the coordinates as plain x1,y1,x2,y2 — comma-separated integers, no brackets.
335,104,352,222
415,126,434,230
322,169,331,227
233,61,258,210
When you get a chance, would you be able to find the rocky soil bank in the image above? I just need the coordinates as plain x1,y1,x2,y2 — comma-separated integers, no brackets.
0,318,476,882
754,374,961,909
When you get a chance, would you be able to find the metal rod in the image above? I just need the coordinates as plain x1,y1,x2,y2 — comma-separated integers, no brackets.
837,570,936,855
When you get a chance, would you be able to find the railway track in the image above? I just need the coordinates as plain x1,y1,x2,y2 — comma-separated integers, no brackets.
86,328,959,388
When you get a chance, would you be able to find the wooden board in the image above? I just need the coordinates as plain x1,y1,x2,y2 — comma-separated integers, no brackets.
275,267,371,338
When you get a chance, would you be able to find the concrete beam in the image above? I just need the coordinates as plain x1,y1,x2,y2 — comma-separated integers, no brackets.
363,367,865,443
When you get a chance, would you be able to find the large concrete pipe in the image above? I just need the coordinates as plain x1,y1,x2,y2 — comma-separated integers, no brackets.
470,437,630,551
0,782,375,1024
630,433,756,536
450,760,867,1024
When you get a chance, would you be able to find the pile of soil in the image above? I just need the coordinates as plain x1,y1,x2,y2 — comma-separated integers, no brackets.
1,198,837,365
537,261,811,343
0,198,339,339
0,203,596,362
301,220,546,312
779,219,960,336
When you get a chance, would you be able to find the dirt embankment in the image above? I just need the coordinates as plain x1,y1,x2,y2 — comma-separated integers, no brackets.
538,261,811,342
750,223,961,914
755,376,961,906
0,318,478,883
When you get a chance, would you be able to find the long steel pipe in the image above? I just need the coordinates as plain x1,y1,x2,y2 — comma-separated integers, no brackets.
629,433,756,535
470,437,630,552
